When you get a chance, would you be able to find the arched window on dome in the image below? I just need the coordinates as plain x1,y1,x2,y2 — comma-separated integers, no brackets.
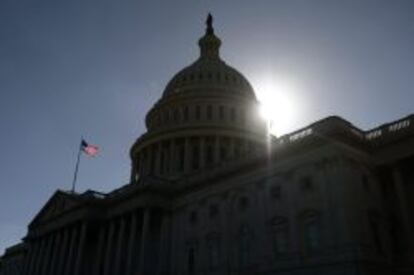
184,106,189,122
163,109,170,124
177,140,185,172
205,139,214,166
192,139,200,170
195,106,201,120
219,106,224,120
230,107,236,122
207,105,213,120
173,108,180,124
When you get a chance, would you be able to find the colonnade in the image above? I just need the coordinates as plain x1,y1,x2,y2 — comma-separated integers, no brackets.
132,135,260,181
22,208,169,275
22,222,86,275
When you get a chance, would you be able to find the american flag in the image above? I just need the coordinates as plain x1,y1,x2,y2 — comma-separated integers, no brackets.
81,139,99,156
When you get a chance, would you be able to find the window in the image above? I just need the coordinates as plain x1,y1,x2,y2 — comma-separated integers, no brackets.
207,234,220,270
219,106,224,120
209,204,219,218
192,143,199,170
159,149,164,174
230,107,236,121
239,196,249,211
206,144,214,165
207,105,212,120
270,185,281,200
271,218,289,256
178,142,185,171
196,106,201,120
362,175,370,192
239,225,251,267
173,108,180,123
302,213,321,254
220,147,226,161
184,106,189,121
189,211,198,225
240,110,245,125
164,109,170,123
300,177,314,192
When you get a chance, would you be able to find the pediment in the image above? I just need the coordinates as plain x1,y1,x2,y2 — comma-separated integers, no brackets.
30,191,79,226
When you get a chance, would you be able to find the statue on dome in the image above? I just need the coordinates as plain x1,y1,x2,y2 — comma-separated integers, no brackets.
206,13,214,34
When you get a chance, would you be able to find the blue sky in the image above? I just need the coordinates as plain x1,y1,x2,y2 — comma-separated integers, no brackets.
1,0,413,253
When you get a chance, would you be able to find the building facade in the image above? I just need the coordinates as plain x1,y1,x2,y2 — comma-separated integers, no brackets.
1,17,414,275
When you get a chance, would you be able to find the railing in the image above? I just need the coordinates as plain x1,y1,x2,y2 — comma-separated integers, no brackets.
277,115,413,146
365,116,412,141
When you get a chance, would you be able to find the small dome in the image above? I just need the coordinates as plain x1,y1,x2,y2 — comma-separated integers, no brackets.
162,15,256,100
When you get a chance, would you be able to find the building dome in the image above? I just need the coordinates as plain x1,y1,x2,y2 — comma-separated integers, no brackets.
129,15,267,182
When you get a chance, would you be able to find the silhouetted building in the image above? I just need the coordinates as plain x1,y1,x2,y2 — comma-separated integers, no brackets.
1,16,414,275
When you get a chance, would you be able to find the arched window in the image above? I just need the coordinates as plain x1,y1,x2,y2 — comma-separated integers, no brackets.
177,141,185,171
207,105,213,120
206,233,220,270
270,217,289,256
239,224,252,267
173,108,180,123
205,143,214,166
301,211,321,254
195,106,201,120
192,140,199,170
219,106,224,120
184,106,189,121
230,107,236,121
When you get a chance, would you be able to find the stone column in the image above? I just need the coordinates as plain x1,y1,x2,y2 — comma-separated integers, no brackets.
114,217,126,274
93,226,106,275
64,226,79,275
126,212,138,275
56,228,69,275
392,166,414,260
48,231,62,275
103,221,116,275
138,208,151,275
40,234,53,275
21,241,34,274
157,212,171,275
25,239,40,275
34,236,45,275
184,138,191,173
74,222,87,274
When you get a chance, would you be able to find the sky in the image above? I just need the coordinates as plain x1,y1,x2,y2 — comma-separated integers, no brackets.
1,0,413,253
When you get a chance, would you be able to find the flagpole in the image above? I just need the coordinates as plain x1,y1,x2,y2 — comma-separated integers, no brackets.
71,139,82,193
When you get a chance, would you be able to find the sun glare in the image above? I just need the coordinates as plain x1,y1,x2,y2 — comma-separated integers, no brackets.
253,76,299,136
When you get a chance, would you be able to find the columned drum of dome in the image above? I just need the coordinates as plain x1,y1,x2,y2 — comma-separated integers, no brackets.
130,15,267,181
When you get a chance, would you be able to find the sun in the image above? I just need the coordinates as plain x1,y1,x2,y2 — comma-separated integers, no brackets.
253,76,299,136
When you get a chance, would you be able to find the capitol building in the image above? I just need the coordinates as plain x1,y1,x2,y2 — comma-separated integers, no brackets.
1,16,413,275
